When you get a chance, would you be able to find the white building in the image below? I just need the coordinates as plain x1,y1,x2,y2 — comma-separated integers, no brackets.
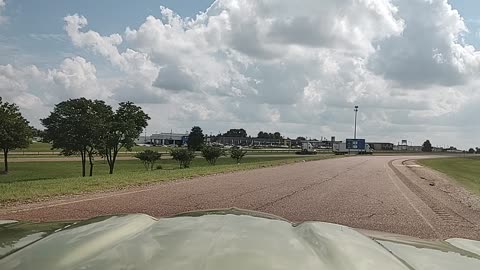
150,133,189,146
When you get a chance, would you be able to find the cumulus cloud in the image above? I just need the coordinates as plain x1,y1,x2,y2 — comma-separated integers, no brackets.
370,0,480,87
2,0,480,148
0,57,107,104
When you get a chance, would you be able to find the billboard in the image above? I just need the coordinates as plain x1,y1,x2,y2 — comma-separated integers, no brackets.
346,139,366,150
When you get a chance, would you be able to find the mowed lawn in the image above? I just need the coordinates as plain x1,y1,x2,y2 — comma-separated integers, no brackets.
0,155,334,204
419,157,480,195
14,142,56,153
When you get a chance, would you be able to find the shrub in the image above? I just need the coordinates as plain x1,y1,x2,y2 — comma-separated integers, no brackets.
156,165,163,170
170,148,196,168
231,147,248,163
201,146,225,165
135,150,162,171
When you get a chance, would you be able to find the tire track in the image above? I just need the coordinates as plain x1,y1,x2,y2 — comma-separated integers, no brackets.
388,159,477,229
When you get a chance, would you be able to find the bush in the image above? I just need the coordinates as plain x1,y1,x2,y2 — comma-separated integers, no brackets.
156,165,163,170
201,146,225,165
135,150,162,171
170,148,196,168
231,147,248,163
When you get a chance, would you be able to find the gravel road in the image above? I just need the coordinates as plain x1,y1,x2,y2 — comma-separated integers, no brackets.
1,155,479,240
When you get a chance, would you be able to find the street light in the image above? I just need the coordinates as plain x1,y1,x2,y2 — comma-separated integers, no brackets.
354,106,359,139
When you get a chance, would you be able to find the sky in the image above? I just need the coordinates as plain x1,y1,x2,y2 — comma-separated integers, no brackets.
1,0,480,149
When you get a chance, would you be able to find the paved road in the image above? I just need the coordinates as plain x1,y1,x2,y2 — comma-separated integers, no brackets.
1,155,479,240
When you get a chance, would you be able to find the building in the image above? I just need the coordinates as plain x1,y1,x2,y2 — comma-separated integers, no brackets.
368,142,394,151
213,136,253,146
135,135,151,145
150,133,188,146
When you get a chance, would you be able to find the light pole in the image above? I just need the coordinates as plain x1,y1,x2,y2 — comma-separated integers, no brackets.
354,106,359,139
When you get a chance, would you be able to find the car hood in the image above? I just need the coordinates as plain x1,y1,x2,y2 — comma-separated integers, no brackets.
1,208,479,270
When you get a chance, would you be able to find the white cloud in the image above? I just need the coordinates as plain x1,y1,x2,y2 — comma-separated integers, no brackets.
0,0,7,24
2,0,480,148
370,0,480,87
0,57,111,125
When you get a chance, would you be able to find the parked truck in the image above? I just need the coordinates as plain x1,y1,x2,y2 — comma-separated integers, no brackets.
333,139,373,155
296,142,317,155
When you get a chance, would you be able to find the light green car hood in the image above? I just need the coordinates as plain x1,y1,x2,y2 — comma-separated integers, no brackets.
0,209,479,270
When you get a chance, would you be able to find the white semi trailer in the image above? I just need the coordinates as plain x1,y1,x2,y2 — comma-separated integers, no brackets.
333,139,373,155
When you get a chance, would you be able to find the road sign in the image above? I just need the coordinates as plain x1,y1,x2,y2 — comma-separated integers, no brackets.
346,139,366,150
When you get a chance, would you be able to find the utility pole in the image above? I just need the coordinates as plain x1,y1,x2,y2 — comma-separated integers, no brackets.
354,105,359,139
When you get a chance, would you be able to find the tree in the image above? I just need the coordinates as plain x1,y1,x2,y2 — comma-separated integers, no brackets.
188,126,204,151
422,140,433,152
468,148,475,154
30,127,45,142
135,150,162,171
0,97,32,174
223,129,247,138
231,147,247,163
296,137,306,141
201,146,225,165
170,148,196,168
99,102,150,174
42,98,111,177
257,131,282,139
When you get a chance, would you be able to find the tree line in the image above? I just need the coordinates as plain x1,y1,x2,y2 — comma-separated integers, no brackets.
212,128,284,140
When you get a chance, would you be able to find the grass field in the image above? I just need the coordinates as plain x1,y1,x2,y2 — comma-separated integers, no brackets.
418,157,480,195
0,155,335,204
15,142,56,153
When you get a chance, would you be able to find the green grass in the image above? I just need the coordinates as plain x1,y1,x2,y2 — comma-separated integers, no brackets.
0,155,336,204
14,142,56,153
418,157,480,195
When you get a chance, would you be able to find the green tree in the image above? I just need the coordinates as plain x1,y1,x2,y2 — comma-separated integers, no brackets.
135,150,162,171
0,97,32,174
468,148,475,154
42,98,112,177
99,102,150,174
170,148,196,168
188,126,204,151
422,140,433,152
230,147,247,163
257,131,267,139
30,127,45,142
223,129,247,137
201,146,225,165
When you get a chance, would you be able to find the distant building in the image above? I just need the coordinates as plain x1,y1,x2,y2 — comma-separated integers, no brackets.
368,142,394,151
213,136,252,146
135,135,151,145
210,136,291,147
150,133,189,146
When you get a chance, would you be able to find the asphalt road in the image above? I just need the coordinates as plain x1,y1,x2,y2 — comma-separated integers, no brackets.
1,155,479,240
